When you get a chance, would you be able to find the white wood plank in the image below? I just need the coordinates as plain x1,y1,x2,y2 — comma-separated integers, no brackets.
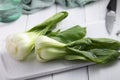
53,5,88,80
55,6,86,31
86,21,109,38
0,55,6,80
26,5,56,30
0,15,27,80
25,5,57,80
0,15,27,54
53,67,88,80
88,61,120,80
85,0,109,24
0,15,27,41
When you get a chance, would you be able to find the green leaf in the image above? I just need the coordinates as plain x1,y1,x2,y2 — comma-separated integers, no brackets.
28,11,68,33
89,49,120,64
64,55,89,61
47,29,61,37
51,25,86,43
66,38,91,49
84,38,120,50
66,47,97,62
67,38,120,50
65,47,120,64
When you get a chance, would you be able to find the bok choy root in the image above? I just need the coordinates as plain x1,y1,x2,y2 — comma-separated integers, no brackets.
35,26,120,64
6,11,68,60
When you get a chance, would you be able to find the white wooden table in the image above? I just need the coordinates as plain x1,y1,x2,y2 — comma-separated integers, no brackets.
0,0,120,80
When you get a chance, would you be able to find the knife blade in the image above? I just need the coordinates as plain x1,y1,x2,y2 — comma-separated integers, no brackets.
105,0,117,34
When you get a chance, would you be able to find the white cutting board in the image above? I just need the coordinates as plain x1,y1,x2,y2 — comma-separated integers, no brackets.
0,53,94,80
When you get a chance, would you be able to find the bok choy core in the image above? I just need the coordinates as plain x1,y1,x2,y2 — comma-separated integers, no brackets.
6,11,68,60
35,36,66,62
35,26,120,64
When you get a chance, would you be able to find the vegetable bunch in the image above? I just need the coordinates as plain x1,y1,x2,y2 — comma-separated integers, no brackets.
35,25,120,64
6,11,120,64
6,11,68,60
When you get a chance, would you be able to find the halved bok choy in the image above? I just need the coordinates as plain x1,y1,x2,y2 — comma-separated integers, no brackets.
6,11,68,60
35,25,120,64
35,25,86,62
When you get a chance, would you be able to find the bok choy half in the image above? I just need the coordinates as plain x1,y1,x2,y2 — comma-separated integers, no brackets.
35,25,120,64
35,25,86,62
6,11,68,60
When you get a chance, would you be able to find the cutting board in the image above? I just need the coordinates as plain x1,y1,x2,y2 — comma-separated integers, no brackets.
0,52,94,80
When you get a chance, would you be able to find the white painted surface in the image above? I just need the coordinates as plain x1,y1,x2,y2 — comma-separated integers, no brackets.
89,61,120,80
55,5,86,31
85,0,109,24
26,5,56,30
0,0,120,80
0,15,27,57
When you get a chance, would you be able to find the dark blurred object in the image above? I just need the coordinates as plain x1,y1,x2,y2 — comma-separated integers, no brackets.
105,0,117,34
116,30,120,36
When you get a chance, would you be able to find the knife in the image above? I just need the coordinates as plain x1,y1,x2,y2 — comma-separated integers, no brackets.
105,0,117,34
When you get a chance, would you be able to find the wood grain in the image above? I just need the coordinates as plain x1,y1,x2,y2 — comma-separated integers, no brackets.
88,60,120,80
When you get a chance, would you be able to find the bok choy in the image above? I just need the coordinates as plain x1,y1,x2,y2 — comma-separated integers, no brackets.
6,11,68,60
35,26,120,64
35,25,86,62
